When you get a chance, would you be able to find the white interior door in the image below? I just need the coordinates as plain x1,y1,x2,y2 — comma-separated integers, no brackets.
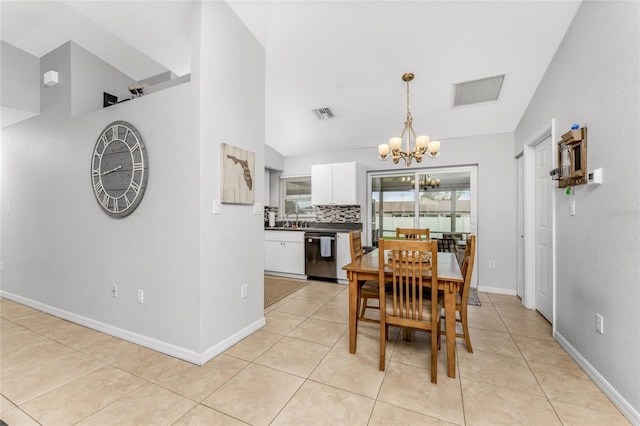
534,136,553,322
517,155,524,299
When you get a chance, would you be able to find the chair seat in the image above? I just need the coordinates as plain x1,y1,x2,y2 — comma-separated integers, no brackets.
360,280,379,297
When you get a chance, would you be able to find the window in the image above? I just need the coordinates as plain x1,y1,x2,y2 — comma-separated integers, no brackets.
280,177,314,217
369,167,475,246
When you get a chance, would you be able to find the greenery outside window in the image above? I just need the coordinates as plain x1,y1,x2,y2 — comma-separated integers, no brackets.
280,177,314,217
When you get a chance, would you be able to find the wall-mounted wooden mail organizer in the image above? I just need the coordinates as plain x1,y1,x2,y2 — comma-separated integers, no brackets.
550,126,587,188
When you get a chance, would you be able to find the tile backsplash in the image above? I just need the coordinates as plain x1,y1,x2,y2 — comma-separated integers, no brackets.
264,205,361,224
314,205,360,223
264,206,278,223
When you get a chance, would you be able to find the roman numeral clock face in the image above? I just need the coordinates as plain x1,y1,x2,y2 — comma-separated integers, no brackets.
91,121,148,218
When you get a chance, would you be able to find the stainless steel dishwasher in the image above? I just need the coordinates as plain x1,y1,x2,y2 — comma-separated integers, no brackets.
304,231,337,280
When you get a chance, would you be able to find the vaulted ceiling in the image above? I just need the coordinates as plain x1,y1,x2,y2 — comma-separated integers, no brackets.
1,1,582,157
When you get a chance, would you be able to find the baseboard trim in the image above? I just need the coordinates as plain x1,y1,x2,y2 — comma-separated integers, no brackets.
200,317,266,365
555,331,639,424
0,290,265,366
264,271,307,280
476,285,517,296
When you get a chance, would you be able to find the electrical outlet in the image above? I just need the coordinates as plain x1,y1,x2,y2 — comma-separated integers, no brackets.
596,313,604,334
137,289,144,304
112,284,118,298
241,285,248,299
488,260,495,269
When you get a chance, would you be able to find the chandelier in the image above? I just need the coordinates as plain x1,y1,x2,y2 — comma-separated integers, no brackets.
378,73,441,166
423,175,440,189
401,175,441,189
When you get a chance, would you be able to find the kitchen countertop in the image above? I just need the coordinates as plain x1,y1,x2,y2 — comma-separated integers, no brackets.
265,223,362,233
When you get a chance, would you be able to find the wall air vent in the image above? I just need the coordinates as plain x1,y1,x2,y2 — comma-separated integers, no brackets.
453,74,505,107
313,107,335,120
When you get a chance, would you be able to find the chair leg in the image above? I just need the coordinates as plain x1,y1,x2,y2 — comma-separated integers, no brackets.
356,293,361,326
461,309,473,353
379,320,386,371
430,323,438,384
359,296,369,318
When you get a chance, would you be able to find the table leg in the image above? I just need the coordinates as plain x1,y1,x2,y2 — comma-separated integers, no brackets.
348,272,358,354
444,283,457,378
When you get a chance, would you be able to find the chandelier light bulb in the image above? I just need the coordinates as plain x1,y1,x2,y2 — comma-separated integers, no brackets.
416,135,430,149
389,137,402,151
428,140,441,155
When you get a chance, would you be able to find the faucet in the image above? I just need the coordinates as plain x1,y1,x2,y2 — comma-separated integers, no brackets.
286,211,299,228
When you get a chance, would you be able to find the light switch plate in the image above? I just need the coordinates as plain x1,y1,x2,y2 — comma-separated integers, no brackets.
570,200,576,216
588,168,603,185
213,199,221,215
253,203,263,215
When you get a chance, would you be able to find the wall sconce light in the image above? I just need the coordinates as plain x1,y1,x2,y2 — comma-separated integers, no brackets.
43,70,59,87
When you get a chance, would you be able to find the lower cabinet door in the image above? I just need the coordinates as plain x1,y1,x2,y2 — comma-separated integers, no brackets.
265,241,305,275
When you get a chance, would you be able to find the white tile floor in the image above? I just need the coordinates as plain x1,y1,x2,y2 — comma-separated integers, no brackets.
0,281,631,425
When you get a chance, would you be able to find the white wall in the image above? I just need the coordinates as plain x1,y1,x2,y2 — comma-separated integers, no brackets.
1,41,39,115
265,143,284,171
69,41,136,117
0,1,266,364
515,1,640,419
2,42,202,354
196,1,266,355
281,132,517,293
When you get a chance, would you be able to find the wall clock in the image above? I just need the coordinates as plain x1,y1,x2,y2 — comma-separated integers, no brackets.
91,120,148,218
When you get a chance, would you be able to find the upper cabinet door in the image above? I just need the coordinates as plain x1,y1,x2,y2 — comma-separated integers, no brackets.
311,162,358,205
311,164,333,205
331,162,357,205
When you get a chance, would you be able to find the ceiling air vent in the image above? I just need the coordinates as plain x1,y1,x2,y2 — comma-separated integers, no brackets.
453,74,505,107
313,107,335,120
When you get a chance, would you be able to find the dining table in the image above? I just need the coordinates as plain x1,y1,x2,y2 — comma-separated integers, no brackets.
342,249,464,379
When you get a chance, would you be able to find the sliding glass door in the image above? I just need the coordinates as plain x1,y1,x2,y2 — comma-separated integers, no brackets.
369,166,476,246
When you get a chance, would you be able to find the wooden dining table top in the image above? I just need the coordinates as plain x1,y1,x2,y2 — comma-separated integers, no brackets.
343,249,464,284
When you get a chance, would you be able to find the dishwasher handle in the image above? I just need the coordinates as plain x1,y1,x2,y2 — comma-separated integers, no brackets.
306,236,336,241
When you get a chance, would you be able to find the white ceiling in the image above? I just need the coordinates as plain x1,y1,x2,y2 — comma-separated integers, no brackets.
1,1,582,157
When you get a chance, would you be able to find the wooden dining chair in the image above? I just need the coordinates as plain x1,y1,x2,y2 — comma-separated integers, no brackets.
395,227,430,240
378,238,441,383
440,234,476,352
349,230,380,324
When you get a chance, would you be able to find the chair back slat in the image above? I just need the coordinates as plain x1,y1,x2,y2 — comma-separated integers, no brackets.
380,239,438,323
349,230,364,262
395,228,430,240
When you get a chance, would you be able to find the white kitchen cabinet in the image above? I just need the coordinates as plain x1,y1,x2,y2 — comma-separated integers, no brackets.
311,162,358,205
336,232,352,283
264,230,305,277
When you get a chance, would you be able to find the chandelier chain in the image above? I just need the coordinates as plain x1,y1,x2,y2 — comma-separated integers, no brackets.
406,78,412,125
